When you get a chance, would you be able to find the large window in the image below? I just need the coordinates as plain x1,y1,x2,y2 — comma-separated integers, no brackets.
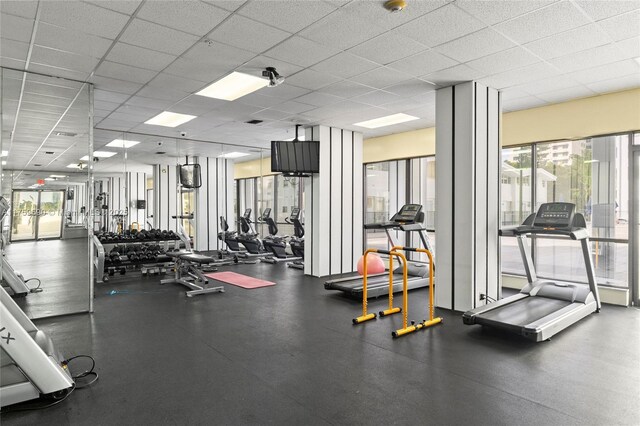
275,175,301,236
502,134,630,289
365,162,391,250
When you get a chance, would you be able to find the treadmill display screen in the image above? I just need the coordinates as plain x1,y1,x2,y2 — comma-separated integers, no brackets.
534,203,575,228
393,204,422,222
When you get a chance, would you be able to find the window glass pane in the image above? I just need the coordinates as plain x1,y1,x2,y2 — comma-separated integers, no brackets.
634,132,640,145
501,146,532,226
256,175,274,235
501,146,533,275
276,175,300,236
365,162,390,250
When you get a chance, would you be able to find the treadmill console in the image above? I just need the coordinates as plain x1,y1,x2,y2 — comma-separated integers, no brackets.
390,204,423,223
243,208,252,219
533,203,575,228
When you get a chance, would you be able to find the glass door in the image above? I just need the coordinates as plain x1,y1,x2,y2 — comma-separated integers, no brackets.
10,190,65,241
10,190,39,241
37,190,65,239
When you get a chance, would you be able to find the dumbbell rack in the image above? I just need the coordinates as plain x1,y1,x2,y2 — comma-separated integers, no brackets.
93,235,182,283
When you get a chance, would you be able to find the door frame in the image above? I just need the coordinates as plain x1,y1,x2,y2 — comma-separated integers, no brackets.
10,189,66,242
630,142,640,306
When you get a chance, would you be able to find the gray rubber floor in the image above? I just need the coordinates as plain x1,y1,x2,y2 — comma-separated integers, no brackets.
2,261,639,425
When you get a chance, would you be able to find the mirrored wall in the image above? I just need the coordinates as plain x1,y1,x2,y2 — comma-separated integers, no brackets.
1,68,92,318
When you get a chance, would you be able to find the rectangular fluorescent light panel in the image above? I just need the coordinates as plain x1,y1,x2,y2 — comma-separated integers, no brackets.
1,150,7,157
45,177,55,181
106,139,140,148
50,174,66,178
67,163,85,169
354,113,419,129
196,72,268,101
145,111,196,128
81,151,117,161
218,152,249,159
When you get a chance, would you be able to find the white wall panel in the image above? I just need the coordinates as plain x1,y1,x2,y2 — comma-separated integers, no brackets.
342,130,353,271
352,131,364,271
330,127,342,274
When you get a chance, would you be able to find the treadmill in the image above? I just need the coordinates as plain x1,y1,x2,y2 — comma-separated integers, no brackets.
463,202,601,342
324,204,435,298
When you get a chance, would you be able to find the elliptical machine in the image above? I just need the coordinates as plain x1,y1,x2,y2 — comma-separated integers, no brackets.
236,209,268,256
287,208,304,270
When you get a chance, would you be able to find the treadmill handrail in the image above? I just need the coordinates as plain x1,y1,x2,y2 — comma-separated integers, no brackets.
500,226,588,240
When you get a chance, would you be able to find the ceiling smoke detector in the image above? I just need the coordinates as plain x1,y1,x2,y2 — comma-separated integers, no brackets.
262,67,285,87
384,0,406,12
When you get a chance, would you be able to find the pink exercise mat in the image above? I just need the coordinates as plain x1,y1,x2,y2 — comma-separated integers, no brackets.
204,271,276,289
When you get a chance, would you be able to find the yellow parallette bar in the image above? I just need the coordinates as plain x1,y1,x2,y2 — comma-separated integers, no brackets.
379,307,401,317
353,313,376,324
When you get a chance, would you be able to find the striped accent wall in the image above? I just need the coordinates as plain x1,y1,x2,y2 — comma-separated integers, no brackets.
435,81,501,311
304,125,363,277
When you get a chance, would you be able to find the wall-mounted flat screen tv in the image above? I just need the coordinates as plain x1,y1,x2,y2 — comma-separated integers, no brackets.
271,141,319,175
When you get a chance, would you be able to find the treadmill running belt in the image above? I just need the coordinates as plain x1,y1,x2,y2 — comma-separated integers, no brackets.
478,297,572,327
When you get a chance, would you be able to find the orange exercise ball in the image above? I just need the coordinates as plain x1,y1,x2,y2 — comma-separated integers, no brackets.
357,253,386,275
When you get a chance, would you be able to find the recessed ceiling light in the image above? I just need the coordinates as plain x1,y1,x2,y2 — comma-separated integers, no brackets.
196,72,268,101
145,111,196,127
354,113,419,129
1,150,7,157
45,177,55,181
81,151,118,161
67,163,85,169
218,152,250,159
50,175,66,178
106,139,140,148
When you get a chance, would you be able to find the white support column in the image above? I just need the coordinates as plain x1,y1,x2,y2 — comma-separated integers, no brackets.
435,81,501,311
304,125,363,277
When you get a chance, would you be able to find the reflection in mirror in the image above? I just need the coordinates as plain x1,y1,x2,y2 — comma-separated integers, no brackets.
1,68,92,319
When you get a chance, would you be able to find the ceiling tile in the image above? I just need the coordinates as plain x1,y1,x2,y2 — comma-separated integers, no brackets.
238,0,335,33
349,67,414,90
566,59,640,84
207,14,291,54
34,22,113,58
293,92,345,108
493,1,591,44
106,42,176,71
465,47,539,75
30,45,100,74
480,62,559,89
549,44,628,73
170,95,227,116
1,13,34,43
383,79,437,98
149,72,208,93
535,86,597,103
182,42,256,67
136,0,230,36
27,64,89,81
309,52,379,79
317,80,376,98
615,36,640,58
136,85,190,102
91,76,144,94
348,32,428,65
299,9,387,51
352,90,404,107
163,57,229,83
264,36,340,68
40,1,129,39
396,4,485,48
250,109,294,122
259,84,311,101
94,89,131,104
434,28,515,62
502,95,548,112
0,0,39,19
575,0,640,21
124,95,176,110
96,60,157,84
586,73,640,94
85,1,142,15
512,75,583,95
285,69,341,91
119,18,200,55
0,38,29,62
235,93,282,109
455,0,558,25
342,0,448,31
387,49,458,77
421,63,487,86
237,56,303,80
270,101,316,115
203,1,246,13
598,9,640,41
524,24,611,59
382,97,428,113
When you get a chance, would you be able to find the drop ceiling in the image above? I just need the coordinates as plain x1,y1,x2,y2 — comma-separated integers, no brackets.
0,0,638,174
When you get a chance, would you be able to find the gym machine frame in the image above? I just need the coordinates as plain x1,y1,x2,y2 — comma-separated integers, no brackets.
352,247,442,338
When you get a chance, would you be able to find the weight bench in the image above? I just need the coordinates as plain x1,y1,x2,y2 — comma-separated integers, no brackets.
160,252,224,297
